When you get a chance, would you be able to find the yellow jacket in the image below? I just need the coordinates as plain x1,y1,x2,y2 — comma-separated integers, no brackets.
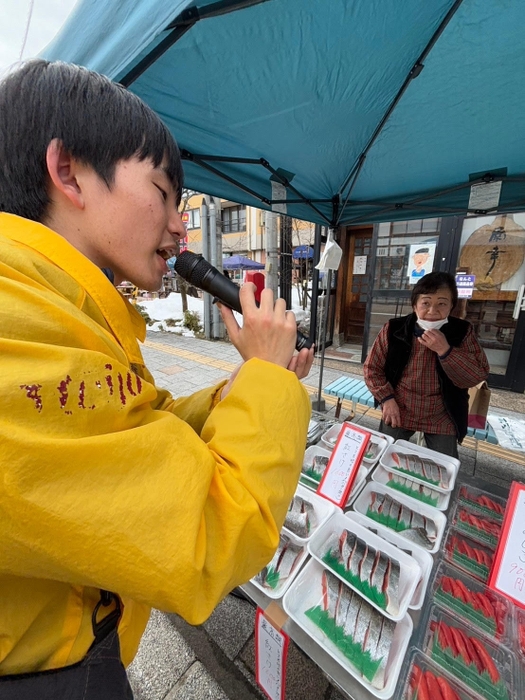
0,213,310,674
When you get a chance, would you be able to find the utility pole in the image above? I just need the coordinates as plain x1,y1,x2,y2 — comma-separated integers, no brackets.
265,210,279,295
279,214,293,307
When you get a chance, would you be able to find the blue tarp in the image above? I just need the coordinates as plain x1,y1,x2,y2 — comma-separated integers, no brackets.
44,0,525,226
223,255,264,270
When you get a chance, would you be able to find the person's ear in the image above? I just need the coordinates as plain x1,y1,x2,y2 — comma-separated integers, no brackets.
45,139,85,210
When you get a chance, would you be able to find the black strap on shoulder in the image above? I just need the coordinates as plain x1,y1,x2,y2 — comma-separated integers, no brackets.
91,591,122,647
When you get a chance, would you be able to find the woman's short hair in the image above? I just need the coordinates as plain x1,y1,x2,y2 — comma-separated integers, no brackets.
0,60,183,222
411,271,458,309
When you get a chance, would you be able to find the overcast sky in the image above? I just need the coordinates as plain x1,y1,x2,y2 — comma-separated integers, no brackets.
0,0,78,76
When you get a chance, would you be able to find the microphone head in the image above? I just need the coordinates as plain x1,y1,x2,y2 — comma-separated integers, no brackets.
174,251,213,287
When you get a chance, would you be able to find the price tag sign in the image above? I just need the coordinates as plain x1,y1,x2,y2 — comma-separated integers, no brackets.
488,481,525,608
255,608,289,700
316,422,370,507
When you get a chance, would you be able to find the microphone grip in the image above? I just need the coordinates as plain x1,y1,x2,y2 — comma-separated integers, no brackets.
203,270,313,351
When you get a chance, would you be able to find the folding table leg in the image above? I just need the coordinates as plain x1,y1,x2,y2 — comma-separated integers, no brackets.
335,399,342,418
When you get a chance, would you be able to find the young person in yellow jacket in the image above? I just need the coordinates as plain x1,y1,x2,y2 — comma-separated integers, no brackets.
0,60,314,698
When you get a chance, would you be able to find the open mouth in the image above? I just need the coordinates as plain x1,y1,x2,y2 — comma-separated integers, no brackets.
156,247,176,261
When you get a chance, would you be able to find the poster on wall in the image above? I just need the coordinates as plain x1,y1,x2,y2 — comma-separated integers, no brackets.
407,243,436,285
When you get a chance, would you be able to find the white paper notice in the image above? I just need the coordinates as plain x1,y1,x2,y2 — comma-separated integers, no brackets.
255,609,289,700
490,483,525,607
317,422,370,507
353,255,367,275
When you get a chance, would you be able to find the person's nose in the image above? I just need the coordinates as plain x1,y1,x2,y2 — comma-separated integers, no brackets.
169,209,186,240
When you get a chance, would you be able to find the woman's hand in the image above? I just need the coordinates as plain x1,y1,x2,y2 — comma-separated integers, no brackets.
418,329,450,357
381,398,401,428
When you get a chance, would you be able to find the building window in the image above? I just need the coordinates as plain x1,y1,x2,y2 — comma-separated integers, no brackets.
222,205,246,233
184,209,201,229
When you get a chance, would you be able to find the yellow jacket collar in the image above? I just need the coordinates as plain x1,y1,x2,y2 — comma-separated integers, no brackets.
0,213,146,360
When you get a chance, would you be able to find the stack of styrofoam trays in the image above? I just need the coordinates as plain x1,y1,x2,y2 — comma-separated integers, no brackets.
345,511,434,612
250,529,309,600
352,482,447,554
380,440,459,495
308,511,421,621
372,464,451,511
283,558,413,699
282,483,339,544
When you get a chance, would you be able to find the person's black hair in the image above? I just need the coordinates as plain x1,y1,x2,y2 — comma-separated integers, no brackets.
411,271,458,309
415,247,429,254
0,60,184,222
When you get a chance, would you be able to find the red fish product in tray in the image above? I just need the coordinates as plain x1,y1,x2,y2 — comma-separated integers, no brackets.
458,484,506,522
402,648,481,700
432,562,512,645
444,530,494,583
423,606,515,700
452,503,502,549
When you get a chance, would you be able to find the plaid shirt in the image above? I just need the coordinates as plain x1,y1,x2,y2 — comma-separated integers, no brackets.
364,321,490,434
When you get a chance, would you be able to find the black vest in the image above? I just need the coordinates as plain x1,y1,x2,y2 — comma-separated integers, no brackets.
384,313,470,442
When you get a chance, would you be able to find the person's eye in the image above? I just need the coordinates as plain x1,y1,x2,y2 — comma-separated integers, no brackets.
155,184,168,201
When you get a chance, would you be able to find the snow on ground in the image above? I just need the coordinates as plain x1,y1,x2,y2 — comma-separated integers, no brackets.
137,287,309,335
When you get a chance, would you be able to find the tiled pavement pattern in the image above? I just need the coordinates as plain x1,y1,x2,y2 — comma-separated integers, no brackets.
127,331,525,700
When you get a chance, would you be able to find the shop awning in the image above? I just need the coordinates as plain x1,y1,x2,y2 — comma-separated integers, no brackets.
43,0,525,227
223,254,264,270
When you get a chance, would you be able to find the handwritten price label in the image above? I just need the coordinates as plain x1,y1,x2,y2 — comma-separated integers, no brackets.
317,422,370,507
255,608,289,700
489,481,525,608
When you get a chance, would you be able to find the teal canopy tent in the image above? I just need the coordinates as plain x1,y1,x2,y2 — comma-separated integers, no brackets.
44,0,525,227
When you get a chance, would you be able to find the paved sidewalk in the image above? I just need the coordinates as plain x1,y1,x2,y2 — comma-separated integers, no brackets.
127,330,525,700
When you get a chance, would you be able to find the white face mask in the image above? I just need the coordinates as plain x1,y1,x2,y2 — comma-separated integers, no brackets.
416,317,449,331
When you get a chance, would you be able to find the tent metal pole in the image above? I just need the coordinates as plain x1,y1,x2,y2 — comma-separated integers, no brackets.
312,269,332,413
120,0,271,87
336,0,465,208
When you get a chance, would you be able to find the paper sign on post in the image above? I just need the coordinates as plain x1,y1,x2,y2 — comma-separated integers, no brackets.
255,607,290,700
488,481,525,609
317,422,370,507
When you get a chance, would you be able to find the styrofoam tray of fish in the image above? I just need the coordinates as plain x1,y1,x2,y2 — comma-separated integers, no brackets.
251,531,309,599
371,464,450,511
302,444,333,484
450,501,502,549
320,422,344,449
422,604,516,700
321,423,393,466
443,528,495,583
301,445,370,504
308,510,421,621
344,511,433,611
283,559,413,699
380,442,457,494
282,483,339,544
457,483,507,522
401,647,484,700
352,482,447,554
432,560,514,648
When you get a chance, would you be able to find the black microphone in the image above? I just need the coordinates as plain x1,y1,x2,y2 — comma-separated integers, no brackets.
174,251,313,351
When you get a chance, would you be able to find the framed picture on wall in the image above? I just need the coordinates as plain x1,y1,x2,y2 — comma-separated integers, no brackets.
407,243,436,284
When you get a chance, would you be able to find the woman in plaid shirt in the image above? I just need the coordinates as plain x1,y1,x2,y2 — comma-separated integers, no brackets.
364,272,489,458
